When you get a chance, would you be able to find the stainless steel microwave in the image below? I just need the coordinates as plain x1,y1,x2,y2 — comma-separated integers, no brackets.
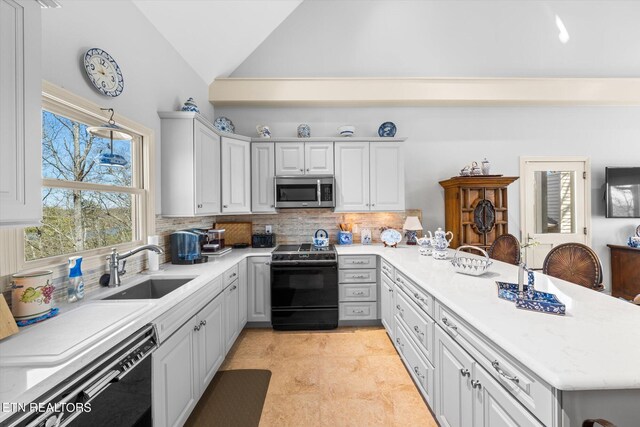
274,176,335,208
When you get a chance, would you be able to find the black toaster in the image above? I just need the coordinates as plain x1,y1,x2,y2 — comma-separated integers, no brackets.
252,233,276,248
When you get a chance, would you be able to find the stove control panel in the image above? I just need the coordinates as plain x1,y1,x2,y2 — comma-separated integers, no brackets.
271,252,336,263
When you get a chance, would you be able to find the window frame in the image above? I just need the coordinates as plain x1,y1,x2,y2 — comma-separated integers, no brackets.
4,82,156,273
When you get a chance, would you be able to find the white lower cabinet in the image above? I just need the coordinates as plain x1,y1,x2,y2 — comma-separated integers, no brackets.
224,279,240,351
153,294,224,427
395,321,435,406
380,272,395,339
248,256,271,322
435,325,543,427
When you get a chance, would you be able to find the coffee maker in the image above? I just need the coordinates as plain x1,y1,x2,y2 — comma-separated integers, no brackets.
170,230,209,264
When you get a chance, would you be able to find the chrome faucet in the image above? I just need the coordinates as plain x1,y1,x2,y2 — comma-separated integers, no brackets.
106,245,164,287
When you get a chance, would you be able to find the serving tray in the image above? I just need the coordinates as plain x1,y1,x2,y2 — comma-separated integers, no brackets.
496,282,566,316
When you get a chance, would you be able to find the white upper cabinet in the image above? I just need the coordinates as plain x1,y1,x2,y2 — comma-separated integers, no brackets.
275,142,305,175
160,112,221,216
334,142,370,211
304,141,334,175
370,141,405,211
251,142,275,212
335,140,405,212
275,142,334,176
221,136,251,213
194,121,221,214
0,0,41,227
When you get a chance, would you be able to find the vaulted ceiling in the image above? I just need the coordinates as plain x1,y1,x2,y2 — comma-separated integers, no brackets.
132,0,302,84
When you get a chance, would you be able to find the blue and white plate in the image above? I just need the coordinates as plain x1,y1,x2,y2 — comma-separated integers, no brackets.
380,228,402,246
378,122,397,137
214,116,235,133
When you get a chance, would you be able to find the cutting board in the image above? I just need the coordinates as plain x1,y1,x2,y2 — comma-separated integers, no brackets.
215,222,252,246
0,295,19,340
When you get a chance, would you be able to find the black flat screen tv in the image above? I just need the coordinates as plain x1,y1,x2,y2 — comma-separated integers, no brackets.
606,167,640,218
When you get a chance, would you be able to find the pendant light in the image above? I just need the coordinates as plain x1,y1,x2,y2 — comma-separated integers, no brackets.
87,108,132,167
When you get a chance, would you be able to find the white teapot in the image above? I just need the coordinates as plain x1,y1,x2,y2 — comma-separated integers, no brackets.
417,231,434,256
432,227,453,260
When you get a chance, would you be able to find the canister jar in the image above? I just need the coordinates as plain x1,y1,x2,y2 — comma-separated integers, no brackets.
11,270,54,321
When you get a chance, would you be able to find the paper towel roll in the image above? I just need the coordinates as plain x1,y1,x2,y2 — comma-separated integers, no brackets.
148,235,160,271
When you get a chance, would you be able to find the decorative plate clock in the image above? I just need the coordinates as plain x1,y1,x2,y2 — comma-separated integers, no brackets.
83,48,124,97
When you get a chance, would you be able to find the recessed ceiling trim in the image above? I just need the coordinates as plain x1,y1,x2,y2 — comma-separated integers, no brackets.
209,77,640,107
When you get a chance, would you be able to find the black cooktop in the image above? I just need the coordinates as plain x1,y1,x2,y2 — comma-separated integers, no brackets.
273,244,336,253
272,244,337,263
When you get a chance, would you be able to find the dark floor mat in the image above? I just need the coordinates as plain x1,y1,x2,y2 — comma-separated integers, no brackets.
184,369,272,427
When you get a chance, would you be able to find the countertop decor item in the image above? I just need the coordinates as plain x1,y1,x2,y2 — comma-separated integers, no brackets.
87,108,132,168
214,222,251,246
361,228,372,245
11,270,55,322
378,122,397,137
417,232,433,256
460,164,471,176
83,48,124,97
338,125,355,137
297,124,311,138
181,97,199,113
470,161,483,175
313,229,329,247
402,216,423,245
636,225,640,237
256,125,271,138
451,246,493,276
0,295,18,340
496,281,566,316
628,236,640,248
338,231,353,245
214,116,235,133
16,308,60,327
432,227,453,260
380,228,402,247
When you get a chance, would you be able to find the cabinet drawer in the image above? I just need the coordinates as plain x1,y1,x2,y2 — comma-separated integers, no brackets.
339,283,377,302
380,258,395,280
395,271,434,319
339,255,376,269
395,321,435,406
223,264,239,287
395,288,434,362
436,303,554,427
339,269,377,283
155,275,223,342
339,302,377,320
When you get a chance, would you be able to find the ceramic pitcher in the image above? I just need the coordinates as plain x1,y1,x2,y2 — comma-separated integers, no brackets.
432,227,453,260
417,231,433,256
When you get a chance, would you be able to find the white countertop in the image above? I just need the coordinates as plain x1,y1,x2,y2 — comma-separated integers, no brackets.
1,244,639,420
336,245,640,391
0,248,272,420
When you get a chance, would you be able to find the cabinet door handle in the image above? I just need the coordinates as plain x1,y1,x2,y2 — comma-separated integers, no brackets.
471,380,482,389
306,168,310,172
230,285,237,291
270,205,275,208
442,317,458,331
388,288,393,293
413,366,425,380
413,325,424,337
264,262,271,265
300,168,304,172
194,325,200,332
352,291,365,296
491,360,519,383
199,320,207,327
223,205,228,208
460,368,470,377
396,337,404,352
352,309,365,314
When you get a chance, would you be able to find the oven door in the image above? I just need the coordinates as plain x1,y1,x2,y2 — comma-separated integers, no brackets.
271,264,338,309
274,177,335,208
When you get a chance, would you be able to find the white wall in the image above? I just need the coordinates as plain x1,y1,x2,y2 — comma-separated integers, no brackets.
41,0,215,212
221,0,640,288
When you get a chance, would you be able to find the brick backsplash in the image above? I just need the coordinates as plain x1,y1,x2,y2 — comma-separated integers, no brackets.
1,210,420,310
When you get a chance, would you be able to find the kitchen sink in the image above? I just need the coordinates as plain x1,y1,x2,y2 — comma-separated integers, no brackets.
102,278,194,300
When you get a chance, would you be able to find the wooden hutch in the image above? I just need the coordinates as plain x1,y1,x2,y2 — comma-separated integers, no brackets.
439,176,519,250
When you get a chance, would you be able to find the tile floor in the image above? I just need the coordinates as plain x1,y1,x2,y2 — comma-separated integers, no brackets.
219,327,439,427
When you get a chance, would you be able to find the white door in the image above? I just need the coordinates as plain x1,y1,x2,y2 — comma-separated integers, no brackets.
521,158,590,269
305,141,334,175
197,294,225,394
238,258,248,328
152,318,198,427
194,121,221,215
248,257,271,322
221,137,251,213
473,365,544,427
275,142,305,175
370,141,405,211
434,326,474,427
335,141,370,212
381,274,395,339
251,142,275,212
224,281,240,351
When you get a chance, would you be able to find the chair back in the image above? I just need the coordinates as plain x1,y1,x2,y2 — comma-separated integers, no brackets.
542,243,603,290
582,419,616,427
488,234,521,265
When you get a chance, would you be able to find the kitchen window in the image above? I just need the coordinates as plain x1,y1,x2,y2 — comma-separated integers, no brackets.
6,83,155,269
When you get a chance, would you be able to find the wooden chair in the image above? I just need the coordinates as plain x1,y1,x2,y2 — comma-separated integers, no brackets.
582,419,616,427
542,243,604,291
487,234,521,265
